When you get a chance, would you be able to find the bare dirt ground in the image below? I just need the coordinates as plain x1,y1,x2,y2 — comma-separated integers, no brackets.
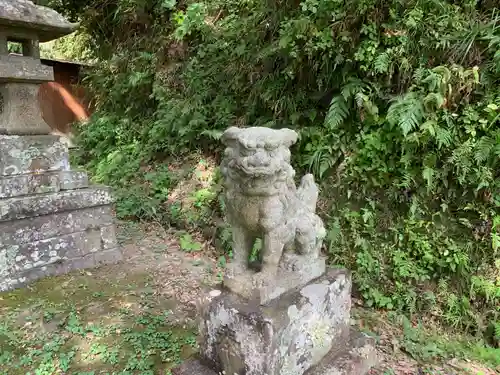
115,221,222,323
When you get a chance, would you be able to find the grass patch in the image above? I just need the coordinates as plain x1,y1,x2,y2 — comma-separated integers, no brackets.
0,270,196,375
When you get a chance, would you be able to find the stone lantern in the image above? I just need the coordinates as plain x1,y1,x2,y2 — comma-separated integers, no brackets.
0,0,122,291
0,0,78,134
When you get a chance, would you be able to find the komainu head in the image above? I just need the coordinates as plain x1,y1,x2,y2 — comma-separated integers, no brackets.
220,127,298,196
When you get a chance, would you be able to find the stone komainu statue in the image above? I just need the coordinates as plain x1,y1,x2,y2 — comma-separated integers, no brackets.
220,126,326,278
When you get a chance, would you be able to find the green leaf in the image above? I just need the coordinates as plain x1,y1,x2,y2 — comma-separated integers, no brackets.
474,136,495,163
492,233,500,252
325,95,349,130
387,93,424,136
179,233,202,252
374,52,390,73
162,0,177,9
341,78,365,101
435,127,452,148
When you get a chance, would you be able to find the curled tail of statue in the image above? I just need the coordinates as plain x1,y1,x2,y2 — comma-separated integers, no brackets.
297,173,319,213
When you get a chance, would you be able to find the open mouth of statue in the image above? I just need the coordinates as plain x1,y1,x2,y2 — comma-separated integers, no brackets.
237,157,281,176
238,163,279,176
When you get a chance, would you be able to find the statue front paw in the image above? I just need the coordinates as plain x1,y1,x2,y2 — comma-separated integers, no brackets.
253,267,279,288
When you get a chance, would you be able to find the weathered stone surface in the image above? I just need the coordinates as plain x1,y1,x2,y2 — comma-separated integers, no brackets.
220,126,326,298
0,170,88,198
0,82,52,135
0,135,69,176
0,1,118,292
0,0,78,42
0,247,123,291
0,32,6,55
0,171,59,198
59,170,88,190
172,358,218,375
0,54,53,82
0,186,113,222
100,224,118,249
305,331,378,375
198,269,351,375
174,331,377,375
224,253,326,305
0,206,113,246
1,230,102,276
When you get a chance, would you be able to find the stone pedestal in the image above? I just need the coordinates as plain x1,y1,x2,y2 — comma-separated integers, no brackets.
223,253,327,305
0,135,121,291
202,269,351,375
174,330,376,375
174,269,377,375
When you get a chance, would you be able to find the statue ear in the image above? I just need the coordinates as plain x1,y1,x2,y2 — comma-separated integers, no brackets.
279,128,298,147
221,127,241,145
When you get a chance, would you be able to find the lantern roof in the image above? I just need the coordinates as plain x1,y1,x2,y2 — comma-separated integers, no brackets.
0,0,78,43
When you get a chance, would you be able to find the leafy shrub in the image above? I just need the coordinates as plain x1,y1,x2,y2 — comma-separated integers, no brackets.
54,0,499,336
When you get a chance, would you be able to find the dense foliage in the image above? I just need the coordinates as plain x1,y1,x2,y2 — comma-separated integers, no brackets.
49,0,499,341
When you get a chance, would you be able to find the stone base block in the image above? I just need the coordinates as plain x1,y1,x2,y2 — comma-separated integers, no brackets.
172,358,218,375
2,225,117,269
0,197,120,291
198,269,351,375
0,186,113,222
223,253,326,305
0,136,119,291
305,330,378,375
0,221,121,291
0,170,88,198
59,170,89,191
0,206,114,246
0,247,123,292
173,330,377,375
0,135,68,176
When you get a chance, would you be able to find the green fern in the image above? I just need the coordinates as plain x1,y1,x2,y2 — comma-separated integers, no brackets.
413,67,427,83
422,167,435,191
341,78,366,101
305,144,338,178
435,126,453,148
387,93,424,136
397,171,414,189
355,92,365,109
201,129,224,140
474,136,496,163
494,322,500,341
374,52,390,73
325,95,349,130
422,66,452,94
449,140,474,182
423,92,446,111
494,49,500,73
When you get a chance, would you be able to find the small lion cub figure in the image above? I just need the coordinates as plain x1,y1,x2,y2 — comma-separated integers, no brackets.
220,126,326,280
